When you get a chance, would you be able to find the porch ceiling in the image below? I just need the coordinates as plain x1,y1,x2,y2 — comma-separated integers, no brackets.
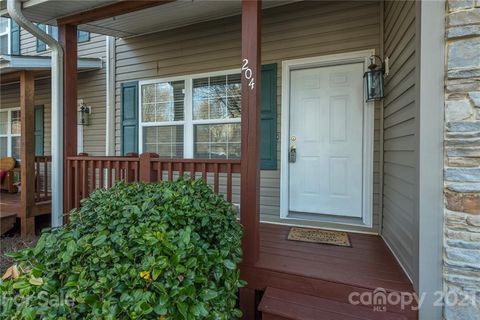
0,0,298,38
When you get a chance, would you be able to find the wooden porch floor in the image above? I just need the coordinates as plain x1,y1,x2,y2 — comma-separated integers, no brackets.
241,223,417,319
0,192,51,217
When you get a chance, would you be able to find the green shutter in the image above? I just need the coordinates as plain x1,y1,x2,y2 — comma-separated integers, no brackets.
36,24,46,52
34,105,44,155
10,20,20,55
121,81,139,155
260,63,277,170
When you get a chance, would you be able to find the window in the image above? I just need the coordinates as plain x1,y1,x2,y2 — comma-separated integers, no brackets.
140,80,185,158
37,24,59,52
0,17,10,55
36,24,47,52
139,71,242,159
37,25,92,52
0,109,21,160
77,30,90,43
192,74,241,159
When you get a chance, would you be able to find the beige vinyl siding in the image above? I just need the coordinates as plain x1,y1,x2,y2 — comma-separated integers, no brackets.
114,1,382,232
382,0,416,279
11,32,107,156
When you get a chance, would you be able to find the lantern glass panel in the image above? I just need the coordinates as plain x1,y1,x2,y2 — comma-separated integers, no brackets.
78,109,90,126
364,69,384,102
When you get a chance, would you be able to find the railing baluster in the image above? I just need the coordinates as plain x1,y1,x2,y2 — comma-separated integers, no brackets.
227,163,232,202
35,158,40,201
214,163,219,193
66,159,73,212
82,159,87,199
74,160,80,208
89,160,95,193
107,161,112,188
190,162,195,180
202,163,207,181
156,161,162,182
135,161,139,182
179,162,184,177
168,162,173,181
99,160,104,189
43,157,48,200
115,161,120,182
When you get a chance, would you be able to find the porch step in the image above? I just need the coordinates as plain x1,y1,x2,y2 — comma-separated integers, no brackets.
258,287,408,320
1,211,17,235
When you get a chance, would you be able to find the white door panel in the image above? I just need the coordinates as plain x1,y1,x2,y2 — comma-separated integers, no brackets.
289,63,364,218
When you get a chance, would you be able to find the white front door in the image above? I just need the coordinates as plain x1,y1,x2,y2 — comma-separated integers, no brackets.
288,62,365,218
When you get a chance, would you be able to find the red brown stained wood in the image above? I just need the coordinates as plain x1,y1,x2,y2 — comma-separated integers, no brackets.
65,155,241,208
43,157,48,200
35,159,40,201
0,193,51,218
259,287,409,320
56,0,175,26
240,0,262,267
139,153,158,182
214,163,219,193
227,163,233,202
98,160,104,188
19,71,36,236
59,24,78,214
240,224,418,319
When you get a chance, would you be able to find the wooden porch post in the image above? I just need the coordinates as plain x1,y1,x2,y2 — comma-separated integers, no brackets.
58,24,78,215
19,70,36,236
240,0,261,266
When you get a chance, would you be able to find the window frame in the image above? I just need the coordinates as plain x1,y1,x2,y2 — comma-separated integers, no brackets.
138,68,241,159
0,17,11,55
0,107,21,159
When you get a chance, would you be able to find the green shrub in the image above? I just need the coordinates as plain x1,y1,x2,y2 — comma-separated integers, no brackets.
0,179,244,319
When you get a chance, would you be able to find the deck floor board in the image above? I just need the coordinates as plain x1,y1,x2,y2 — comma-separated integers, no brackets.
256,223,413,293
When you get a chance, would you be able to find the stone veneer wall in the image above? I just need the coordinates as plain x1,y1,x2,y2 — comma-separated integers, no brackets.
444,0,480,318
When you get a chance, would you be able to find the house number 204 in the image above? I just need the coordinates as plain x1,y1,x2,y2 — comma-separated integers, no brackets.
242,59,256,90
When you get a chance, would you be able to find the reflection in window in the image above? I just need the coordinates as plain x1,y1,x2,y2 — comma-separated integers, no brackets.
194,123,241,159
193,74,241,120
143,126,184,158
141,81,184,123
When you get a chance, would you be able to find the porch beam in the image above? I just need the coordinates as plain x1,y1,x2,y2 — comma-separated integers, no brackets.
58,24,77,215
19,70,35,236
240,0,261,266
56,0,174,26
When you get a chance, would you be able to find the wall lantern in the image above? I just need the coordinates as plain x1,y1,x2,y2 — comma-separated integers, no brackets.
78,101,91,126
363,55,386,102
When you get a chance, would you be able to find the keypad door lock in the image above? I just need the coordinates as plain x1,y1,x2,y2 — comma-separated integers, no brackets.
289,145,297,163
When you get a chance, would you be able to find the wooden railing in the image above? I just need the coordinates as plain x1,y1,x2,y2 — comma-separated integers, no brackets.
35,155,52,202
66,153,241,211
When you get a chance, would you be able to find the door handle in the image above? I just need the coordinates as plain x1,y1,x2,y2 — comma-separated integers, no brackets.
289,145,297,163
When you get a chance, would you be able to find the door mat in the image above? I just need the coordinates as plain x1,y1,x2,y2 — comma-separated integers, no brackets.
287,227,351,247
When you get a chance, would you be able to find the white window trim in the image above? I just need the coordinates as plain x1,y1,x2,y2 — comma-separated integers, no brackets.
138,68,241,159
0,107,21,158
0,18,11,55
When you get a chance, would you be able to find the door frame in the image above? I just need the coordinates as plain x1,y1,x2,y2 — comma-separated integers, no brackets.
280,49,375,227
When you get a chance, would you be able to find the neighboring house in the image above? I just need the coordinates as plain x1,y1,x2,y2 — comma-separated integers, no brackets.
0,16,106,233
1,0,479,319
0,18,107,157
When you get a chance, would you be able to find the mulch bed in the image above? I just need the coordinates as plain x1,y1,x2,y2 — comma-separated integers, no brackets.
0,235,38,274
